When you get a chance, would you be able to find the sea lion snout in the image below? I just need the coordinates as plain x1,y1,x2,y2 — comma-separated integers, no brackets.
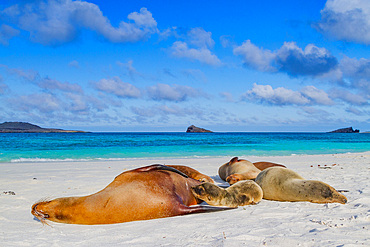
32,202,50,221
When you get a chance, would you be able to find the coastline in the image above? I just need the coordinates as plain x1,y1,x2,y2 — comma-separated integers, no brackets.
1,152,369,246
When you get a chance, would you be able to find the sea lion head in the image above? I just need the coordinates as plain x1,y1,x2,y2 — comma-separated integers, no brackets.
31,198,73,224
310,181,348,204
226,174,243,185
191,182,222,204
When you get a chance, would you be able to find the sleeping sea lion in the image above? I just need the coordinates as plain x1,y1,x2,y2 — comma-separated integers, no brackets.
218,157,261,185
31,165,233,225
255,167,347,204
191,180,263,207
166,165,214,183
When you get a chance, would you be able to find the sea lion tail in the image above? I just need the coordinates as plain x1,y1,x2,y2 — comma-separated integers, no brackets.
178,204,236,215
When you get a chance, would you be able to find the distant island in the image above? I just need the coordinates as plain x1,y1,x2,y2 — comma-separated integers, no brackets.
0,122,87,133
186,125,213,133
328,127,360,133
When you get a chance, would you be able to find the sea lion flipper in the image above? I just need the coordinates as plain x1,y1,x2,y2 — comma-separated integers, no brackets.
134,164,189,178
177,204,236,215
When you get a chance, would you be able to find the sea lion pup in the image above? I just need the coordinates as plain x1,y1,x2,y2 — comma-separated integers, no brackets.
255,167,347,204
191,180,263,207
166,165,214,183
31,165,234,225
253,161,286,171
218,157,262,185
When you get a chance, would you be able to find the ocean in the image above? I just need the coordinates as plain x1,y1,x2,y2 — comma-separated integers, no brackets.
1,132,369,163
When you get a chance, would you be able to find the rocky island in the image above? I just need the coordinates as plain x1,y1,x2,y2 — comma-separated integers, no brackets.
186,125,213,133
0,122,87,133
328,127,360,133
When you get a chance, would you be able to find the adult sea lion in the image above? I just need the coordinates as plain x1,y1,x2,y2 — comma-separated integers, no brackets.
31,165,233,225
191,180,263,207
255,167,347,204
253,161,286,170
166,165,214,183
218,157,261,185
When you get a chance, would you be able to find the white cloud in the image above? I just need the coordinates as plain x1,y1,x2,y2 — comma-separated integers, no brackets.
316,0,370,45
243,83,334,106
38,77,83,93
276,42,338,76
11,93,61,113
1,1,158,45
0,64,39,81
68,60,80,68
0,24,20,45
170,41,221,66
147,83,202,102
330,88,368,105
94,76,141,98
169,27,221,66
233,40,276,72
219,92,234,102
234,41,338,76
301,86,334,105
187,27,215,48
0,82,8,94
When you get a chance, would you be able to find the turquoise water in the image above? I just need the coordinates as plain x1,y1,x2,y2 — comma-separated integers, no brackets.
1,132,370,162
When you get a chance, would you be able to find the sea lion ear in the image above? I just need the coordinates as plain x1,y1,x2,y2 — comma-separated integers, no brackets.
230,157,239,163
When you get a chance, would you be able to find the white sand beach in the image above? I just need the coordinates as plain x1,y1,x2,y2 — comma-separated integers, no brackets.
0,152,369,246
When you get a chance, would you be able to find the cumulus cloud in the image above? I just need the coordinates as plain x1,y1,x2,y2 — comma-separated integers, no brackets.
1,1,158,46
243,83,334,106
169,28,221,66
276,42,338,76
0,24,20,45
11,93,61,113
329,88,368,105
0,83,8,94
233,40,276,72
301,86,334,105
94,76,141,98
219,92,234,102
38,77,83,93
146,83,202,102
68,60,80,68
338,56,370,93
0,64,39,81
170,41,221,66
316,0,370,45
233,41,338,77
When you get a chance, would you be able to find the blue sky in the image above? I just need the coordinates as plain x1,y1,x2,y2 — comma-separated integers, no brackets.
0,0,369,132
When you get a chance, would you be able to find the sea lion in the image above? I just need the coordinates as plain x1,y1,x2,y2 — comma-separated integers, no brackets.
31,165,233,225
218,157,261,185
166,165,214,183
255,167,347,204
191,180,263,207
253,161,286,170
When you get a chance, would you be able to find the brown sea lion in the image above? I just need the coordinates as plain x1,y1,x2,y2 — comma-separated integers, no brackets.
31,165,233,225
255,167,347,204
218,157,261,185
166,165,214,183
253,161,286,170
191,180,263,207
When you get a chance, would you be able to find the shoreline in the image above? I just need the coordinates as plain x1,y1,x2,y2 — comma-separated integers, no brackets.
4,150,370,164
1,152,369,246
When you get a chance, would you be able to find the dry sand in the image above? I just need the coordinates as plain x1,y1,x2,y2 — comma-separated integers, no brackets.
0,152,369,246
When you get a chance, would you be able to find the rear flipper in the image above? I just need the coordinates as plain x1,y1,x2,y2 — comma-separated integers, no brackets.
177,204,236,215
